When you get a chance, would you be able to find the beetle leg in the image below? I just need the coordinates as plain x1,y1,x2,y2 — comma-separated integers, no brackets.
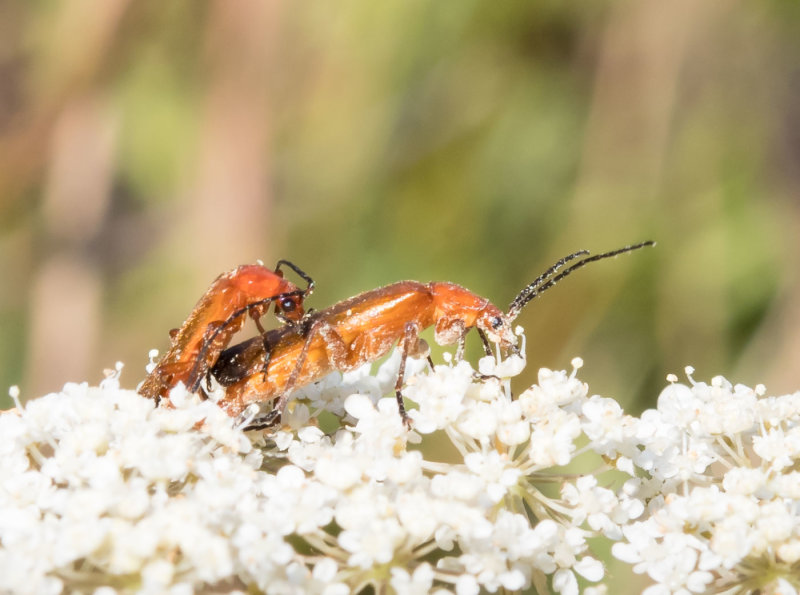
456,335,466,361
473,371,500,383
260,320,348,427
316,323,350,369
186,320,227,392
252,312,267,336
394,322,424,429
454,321,467,360
476,328,493,357
246,304,275,381
205,371,213,393
434,317,468,360
259,340,274,382
470,329,500,382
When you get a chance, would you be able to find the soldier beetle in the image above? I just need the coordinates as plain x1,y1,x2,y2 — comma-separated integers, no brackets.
204,242,654,428
138,260,313,405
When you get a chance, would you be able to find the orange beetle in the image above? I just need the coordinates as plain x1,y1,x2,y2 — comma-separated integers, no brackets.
139,260,313,405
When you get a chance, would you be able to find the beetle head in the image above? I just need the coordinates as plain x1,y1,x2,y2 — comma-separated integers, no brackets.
476,305,518,349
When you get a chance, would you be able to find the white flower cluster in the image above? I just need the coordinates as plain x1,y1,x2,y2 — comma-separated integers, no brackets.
2,352,800,595
611,368,800,595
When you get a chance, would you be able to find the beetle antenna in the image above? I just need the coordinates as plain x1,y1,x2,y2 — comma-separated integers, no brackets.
507,250,590,319
275,260,315,297
507,241,655,321
186,290,305,392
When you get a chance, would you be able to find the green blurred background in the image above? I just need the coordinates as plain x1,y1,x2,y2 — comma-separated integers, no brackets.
1,0,799,417
1,2,799,592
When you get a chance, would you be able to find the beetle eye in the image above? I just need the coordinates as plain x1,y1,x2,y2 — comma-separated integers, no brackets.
491,316,503,330
279,298,296,312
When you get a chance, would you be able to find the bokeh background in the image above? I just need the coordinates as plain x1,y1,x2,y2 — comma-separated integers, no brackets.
1,0,799,419
1,2,800,592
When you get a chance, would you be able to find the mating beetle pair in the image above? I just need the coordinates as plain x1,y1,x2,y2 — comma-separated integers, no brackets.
139,242,654,428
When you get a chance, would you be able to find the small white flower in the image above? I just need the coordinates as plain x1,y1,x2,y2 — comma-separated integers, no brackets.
463,451,521,504
526,407,581,467
405,361,475,433
477,353,526,379
389,563,435,595
754,427,795,470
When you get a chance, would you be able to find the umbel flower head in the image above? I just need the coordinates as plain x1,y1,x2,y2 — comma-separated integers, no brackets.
1,350,799,595
612,368,800,595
